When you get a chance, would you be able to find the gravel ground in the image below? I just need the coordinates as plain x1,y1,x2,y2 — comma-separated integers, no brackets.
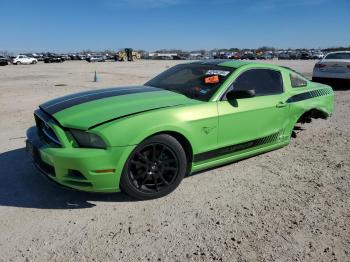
0,60,349,262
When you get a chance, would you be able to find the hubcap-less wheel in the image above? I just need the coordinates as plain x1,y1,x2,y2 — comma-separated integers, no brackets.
128,143,179,193
120,134,187,200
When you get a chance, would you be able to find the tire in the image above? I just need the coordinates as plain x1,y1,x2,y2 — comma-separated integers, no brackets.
16,61,21,65
32,60,37,64
120,134,187,200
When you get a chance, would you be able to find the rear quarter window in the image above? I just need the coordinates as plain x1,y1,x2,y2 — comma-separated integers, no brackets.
290,74,307,88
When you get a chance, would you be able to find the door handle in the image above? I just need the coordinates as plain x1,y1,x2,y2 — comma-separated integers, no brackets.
276,101,287,108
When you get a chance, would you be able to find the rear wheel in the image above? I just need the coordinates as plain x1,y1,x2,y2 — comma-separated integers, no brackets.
120,134,187,200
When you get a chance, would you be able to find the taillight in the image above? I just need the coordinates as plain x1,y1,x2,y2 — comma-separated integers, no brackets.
315,63,326,68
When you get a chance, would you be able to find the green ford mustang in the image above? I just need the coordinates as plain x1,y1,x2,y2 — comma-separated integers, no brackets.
26,60,334,199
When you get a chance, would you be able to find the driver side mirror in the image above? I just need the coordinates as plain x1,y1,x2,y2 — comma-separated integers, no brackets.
226,89,255,100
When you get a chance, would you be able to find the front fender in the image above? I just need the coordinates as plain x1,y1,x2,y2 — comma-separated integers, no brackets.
93,103,219,155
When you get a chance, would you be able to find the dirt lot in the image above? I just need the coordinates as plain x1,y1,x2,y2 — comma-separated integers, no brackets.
0,60,349,261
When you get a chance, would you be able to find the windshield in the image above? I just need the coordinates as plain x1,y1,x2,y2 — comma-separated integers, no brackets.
325,52,350,60
145,64,234,101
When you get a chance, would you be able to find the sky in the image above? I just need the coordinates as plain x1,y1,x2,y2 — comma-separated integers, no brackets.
1,0,349,53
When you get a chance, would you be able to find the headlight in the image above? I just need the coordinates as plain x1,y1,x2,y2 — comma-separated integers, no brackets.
70,129,107,149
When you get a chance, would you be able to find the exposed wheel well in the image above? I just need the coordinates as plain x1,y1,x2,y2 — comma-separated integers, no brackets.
151,131,193,174
297,109,329,124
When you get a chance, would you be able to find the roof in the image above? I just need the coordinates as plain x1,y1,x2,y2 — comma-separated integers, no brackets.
326,51,350,54
191,59,293,72
217,60,256,68
192,59,261,69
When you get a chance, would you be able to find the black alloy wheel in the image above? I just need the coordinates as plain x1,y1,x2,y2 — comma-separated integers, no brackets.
120,134,187,200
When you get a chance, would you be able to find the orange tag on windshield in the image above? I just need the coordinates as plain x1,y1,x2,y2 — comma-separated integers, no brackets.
204,75,219,84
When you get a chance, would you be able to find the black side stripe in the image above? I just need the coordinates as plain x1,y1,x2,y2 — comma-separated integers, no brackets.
193,132,280,163
40,86,161,115
287,88,332,103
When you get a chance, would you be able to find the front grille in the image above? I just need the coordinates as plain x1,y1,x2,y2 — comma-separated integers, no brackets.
34,110,61,146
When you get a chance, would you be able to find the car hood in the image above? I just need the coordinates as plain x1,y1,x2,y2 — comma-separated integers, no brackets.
40,86,199,130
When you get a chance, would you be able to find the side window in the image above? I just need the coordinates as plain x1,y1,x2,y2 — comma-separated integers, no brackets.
290,74,307,88
233,69,283,96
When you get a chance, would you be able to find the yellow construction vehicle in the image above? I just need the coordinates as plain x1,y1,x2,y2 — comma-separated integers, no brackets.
115,48,141,61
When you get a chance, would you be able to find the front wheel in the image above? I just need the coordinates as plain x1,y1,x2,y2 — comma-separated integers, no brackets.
16,61,21,65
120,134,187,200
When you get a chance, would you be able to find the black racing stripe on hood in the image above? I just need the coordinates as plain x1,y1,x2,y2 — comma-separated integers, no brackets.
40,86,161,115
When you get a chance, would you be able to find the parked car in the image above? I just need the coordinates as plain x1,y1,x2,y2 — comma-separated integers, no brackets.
12,55,38,65
278,53,290,60
230,53,241,60
60,54,71,61
241,53,256,60
23,53,42,61
172,55,188,60
0,56,9,66
77,54,87,60
213,52,230,59
289,52,301,60
153,55,173,60
36,54,44,61
104,54,115,61
86,55,106,62
312,51,350,85
69,54,79,60
311,52,324,60
43,54,64,63
300,52,312,60
26,61,334,200
257,53,274,60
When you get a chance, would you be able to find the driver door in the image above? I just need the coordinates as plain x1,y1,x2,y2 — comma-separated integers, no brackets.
23,55,30,64
217,68,289,151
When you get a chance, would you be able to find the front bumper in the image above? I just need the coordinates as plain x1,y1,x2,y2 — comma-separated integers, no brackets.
26,126,135,192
